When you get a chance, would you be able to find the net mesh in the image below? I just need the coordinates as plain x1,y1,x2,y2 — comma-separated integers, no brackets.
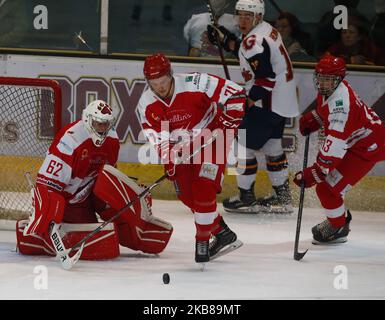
0,79,60,220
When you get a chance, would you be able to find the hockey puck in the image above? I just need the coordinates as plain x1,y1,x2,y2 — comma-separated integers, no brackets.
162,273,170,284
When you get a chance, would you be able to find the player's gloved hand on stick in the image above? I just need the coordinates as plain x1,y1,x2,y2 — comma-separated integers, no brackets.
207,25,237,52
213,102,241,130
293,163,326,188
299,110,323,136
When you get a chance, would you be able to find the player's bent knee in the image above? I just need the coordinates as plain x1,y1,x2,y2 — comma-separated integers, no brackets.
316,182,343,208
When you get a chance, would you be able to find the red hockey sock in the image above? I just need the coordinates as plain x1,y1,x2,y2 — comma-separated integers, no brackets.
327,213,346,228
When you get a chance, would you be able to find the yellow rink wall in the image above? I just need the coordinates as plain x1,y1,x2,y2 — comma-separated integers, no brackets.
1,157,384,213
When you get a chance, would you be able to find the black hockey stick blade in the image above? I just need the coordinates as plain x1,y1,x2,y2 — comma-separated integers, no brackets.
294,249,308,261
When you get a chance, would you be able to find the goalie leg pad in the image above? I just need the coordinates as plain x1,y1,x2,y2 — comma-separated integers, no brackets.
60,222,120,260
16,219,56,256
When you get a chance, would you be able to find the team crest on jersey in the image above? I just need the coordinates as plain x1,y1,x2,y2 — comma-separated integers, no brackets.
243,35,256,50
241,69,253,82
81,148,89,160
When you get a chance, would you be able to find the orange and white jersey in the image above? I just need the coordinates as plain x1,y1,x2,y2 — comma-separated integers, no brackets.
238,21,299,117
316,80,385,174
138,72,246,154
36,120,120,204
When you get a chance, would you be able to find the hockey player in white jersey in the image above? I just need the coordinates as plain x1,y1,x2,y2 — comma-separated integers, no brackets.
207,0,300,214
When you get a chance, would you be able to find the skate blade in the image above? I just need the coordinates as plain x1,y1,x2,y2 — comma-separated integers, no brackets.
257,205,294,214
210,240,243,261
312,237,347,245
223,206,259,214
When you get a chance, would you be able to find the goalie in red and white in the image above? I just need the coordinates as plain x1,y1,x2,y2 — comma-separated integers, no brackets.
17,100,173,260
138,53,246,263
294,55,385,245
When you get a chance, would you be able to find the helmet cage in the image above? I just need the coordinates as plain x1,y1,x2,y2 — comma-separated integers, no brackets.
313,72,343,96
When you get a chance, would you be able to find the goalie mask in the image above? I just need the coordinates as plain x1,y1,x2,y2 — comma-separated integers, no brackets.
82,100,115,147
314,55,346,97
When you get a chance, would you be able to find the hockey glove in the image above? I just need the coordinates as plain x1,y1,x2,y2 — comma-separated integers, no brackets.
214,102,242,131
207,25,237,52
293,163,326,188
299,110,323,136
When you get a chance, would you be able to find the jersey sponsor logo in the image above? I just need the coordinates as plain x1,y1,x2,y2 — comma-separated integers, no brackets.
335,99,343,107
58,139,73,154
166,112,192,124
199,163,218,181
185,76,193,82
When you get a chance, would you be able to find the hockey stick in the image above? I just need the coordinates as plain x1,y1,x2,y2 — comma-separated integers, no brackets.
293,134,310,261
60,131,219,270
207,0,231,80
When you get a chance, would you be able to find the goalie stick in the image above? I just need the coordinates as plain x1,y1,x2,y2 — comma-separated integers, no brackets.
207,0,231,80
57,130,219,270
293,135,310,261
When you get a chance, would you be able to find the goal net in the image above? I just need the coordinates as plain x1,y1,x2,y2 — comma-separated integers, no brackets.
0,77,62,223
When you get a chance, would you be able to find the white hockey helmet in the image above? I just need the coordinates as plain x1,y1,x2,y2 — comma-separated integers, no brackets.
82,100,115,147
235,0,265,17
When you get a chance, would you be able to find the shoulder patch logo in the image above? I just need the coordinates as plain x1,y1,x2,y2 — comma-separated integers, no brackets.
335,99,343,107
185,76,193,82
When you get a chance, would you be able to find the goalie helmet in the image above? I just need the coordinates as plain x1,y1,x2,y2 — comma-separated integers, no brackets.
235,0,265,17
143,53,172,80
82,100,115,147
313,54,346,96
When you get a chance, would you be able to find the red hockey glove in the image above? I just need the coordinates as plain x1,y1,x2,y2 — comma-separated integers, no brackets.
299,110,323,136
293,163,326,188
214,102,242,131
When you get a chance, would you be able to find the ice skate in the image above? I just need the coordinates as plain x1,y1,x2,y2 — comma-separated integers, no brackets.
195,239,210,263
223,182,258,213
312,210,352,245
209,218,243,260
256,180,293,214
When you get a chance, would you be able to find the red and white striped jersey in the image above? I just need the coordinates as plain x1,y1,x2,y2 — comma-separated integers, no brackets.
36,120,120,204
316,80,385,173
138,72,245,155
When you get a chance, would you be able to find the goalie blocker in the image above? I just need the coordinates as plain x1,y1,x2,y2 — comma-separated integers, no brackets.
16,165,173,260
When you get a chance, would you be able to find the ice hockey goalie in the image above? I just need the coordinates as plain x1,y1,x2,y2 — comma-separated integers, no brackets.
16,100,173,260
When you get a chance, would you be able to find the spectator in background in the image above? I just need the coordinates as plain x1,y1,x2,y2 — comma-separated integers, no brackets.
326,18,385,65
0,0,28,47
274,11,315,61
183,0,240,57
316,0,369,57
370,0,385,51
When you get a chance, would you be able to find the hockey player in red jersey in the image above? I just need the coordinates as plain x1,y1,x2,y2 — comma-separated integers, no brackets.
138,53,246,263
17,100,172,261
207,0,300,214
294,54,385,244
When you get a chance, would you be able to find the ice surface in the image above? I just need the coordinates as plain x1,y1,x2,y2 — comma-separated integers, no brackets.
1,200,385,300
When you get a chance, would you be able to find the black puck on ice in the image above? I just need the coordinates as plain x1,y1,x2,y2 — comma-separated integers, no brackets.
163,273,170,284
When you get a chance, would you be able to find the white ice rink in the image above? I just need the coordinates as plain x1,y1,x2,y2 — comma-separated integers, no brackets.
1,200,385,300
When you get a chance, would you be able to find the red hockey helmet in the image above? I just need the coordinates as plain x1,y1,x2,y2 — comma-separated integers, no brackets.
314,54,346,96
143,53,172,80
315,54,346,77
